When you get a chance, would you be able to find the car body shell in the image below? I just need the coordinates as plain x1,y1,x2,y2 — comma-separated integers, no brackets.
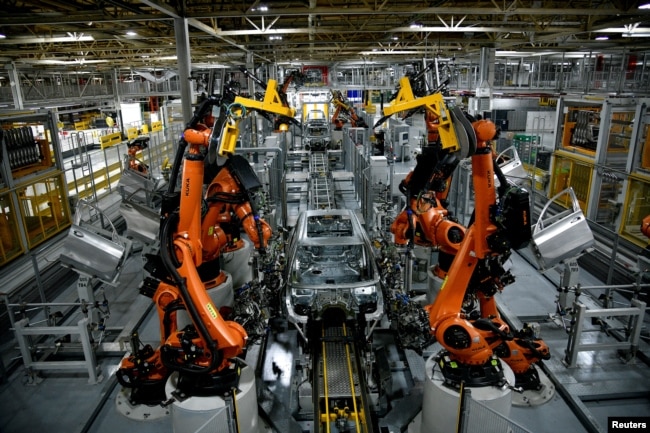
283,209,384,324
302,110,331,151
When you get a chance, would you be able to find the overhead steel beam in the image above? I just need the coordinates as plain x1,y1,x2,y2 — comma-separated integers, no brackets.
183,6,650,18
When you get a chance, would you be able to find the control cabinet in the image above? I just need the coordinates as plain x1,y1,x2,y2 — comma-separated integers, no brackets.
0,110,71,266
549,97,650,246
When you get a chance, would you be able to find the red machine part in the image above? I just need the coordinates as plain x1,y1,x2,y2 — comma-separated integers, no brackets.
641,214,650,239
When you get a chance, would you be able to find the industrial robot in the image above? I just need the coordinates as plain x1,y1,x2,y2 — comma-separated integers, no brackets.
330,89,369,130
377,71,551,394
116,71,297,426
117,132,168,208
239,65,304,133
125,135,151,175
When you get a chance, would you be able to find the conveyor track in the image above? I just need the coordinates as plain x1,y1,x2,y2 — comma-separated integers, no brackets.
314,323,372,433
308,152,335,210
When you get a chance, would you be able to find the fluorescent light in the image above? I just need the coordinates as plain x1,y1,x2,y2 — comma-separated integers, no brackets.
639,3,650,8
20,58,110,65
358,50,424,55
0,35,94,44
126,31,137,36
0,34,6,39
600,25,650,35
595,36,609,40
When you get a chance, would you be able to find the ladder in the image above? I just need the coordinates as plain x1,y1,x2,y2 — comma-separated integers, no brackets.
309,152,335,210
70,131,99,210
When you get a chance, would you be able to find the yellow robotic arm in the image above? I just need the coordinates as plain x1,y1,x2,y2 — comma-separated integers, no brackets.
216,79,297,157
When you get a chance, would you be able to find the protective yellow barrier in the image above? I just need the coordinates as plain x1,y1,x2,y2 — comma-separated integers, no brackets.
74,121,90,130
100,131,122,149
151,120,162,132
127,127,138,140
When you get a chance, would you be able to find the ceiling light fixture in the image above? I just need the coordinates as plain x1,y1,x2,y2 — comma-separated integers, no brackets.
595,36,609,40
639,3,650,8
126,31,137,36
0,33,6,39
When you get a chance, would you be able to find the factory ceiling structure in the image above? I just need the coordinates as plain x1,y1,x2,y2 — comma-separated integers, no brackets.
0,0,649,72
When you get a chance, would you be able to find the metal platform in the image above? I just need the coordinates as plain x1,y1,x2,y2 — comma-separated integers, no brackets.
319,326,361,399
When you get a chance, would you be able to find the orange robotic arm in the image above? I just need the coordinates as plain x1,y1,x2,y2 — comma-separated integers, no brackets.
331,104,345,130
156,132,248,373
425,121,503,362
390,197,465,255
642,215,650,239
349,107,368,128
203,156,272,255
126,136,151,175
422,119,550,388
391,138,465,254
116,102,249,400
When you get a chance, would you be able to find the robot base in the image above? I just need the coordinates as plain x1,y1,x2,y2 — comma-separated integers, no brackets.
115,386,170,421
164,360,263,433
512,364,556,407
411,348,515,433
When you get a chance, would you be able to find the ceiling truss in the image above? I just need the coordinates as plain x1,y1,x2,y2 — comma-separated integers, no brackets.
0,0,647,71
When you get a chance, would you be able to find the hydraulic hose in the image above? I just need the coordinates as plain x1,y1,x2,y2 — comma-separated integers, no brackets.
167,97,221,195
492,154,511,199
159,212,220,374
246,194,267,254
205,191,247,204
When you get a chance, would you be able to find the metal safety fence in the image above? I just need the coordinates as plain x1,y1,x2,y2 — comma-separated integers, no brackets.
459,389,533,433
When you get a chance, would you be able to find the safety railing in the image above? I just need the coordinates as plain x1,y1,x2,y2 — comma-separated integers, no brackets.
459,388,533,433
0,199,133,384
564,298,647,368
62,124,182,204
12,315,102,384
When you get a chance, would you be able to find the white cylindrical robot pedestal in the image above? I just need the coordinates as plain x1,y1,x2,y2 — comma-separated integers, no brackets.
221,238,254,288
165,362,262,433
420,352,515,433
426,267,444,304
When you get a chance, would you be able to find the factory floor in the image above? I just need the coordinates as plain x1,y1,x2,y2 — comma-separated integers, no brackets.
0,162,649,433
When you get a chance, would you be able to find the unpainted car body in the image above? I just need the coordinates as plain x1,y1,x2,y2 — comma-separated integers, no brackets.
284,209,384,324
302,110,331,151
